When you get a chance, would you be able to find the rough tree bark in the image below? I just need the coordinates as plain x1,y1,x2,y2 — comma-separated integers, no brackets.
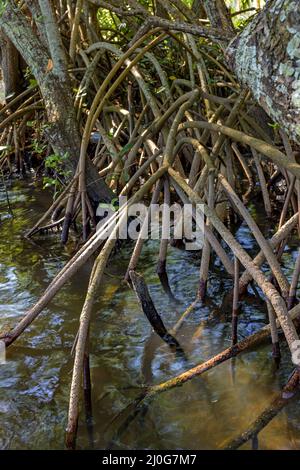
0,0,112,204
203,0,235,35
0,31,22,100
226,0,300,146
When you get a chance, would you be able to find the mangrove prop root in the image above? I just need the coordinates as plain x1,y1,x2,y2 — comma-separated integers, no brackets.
139,303,300,403
129,270,182,350
232,256,239,345
156,259,177,303
1,166,168,348
66,223,120,449
169,168,299,358
223,369,300,450
3,2,300,449
110,306,300,441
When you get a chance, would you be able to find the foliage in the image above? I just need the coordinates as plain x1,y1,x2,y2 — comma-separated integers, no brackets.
0,0,7,17
43,153,71,193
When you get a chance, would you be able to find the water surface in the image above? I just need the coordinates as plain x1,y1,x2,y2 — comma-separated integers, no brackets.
0,179,300,450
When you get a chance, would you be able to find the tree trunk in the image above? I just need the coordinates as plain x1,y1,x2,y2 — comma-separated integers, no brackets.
226,0,300,146
41,74,113,204
0,31,22,101
0,0,113,205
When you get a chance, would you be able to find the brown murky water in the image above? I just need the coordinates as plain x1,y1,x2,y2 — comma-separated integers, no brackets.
0,178,300,450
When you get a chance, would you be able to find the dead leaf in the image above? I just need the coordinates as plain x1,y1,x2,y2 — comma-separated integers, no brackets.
46,59,53,72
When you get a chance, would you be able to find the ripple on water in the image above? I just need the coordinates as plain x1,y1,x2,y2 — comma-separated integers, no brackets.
1,181,300,449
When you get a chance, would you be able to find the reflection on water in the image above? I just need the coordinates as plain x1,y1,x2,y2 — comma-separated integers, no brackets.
0,179,300,449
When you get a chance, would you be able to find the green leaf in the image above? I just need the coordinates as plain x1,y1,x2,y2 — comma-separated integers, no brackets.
0,1,7,16
268,122,281,130
156,86,166,94
29,78,38,87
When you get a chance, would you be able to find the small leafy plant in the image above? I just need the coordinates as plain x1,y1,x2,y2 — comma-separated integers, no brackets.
43,152,71,195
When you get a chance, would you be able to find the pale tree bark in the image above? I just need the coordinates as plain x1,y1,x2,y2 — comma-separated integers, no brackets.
226,0,300,146
0,0,112,204
38,0,68,79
